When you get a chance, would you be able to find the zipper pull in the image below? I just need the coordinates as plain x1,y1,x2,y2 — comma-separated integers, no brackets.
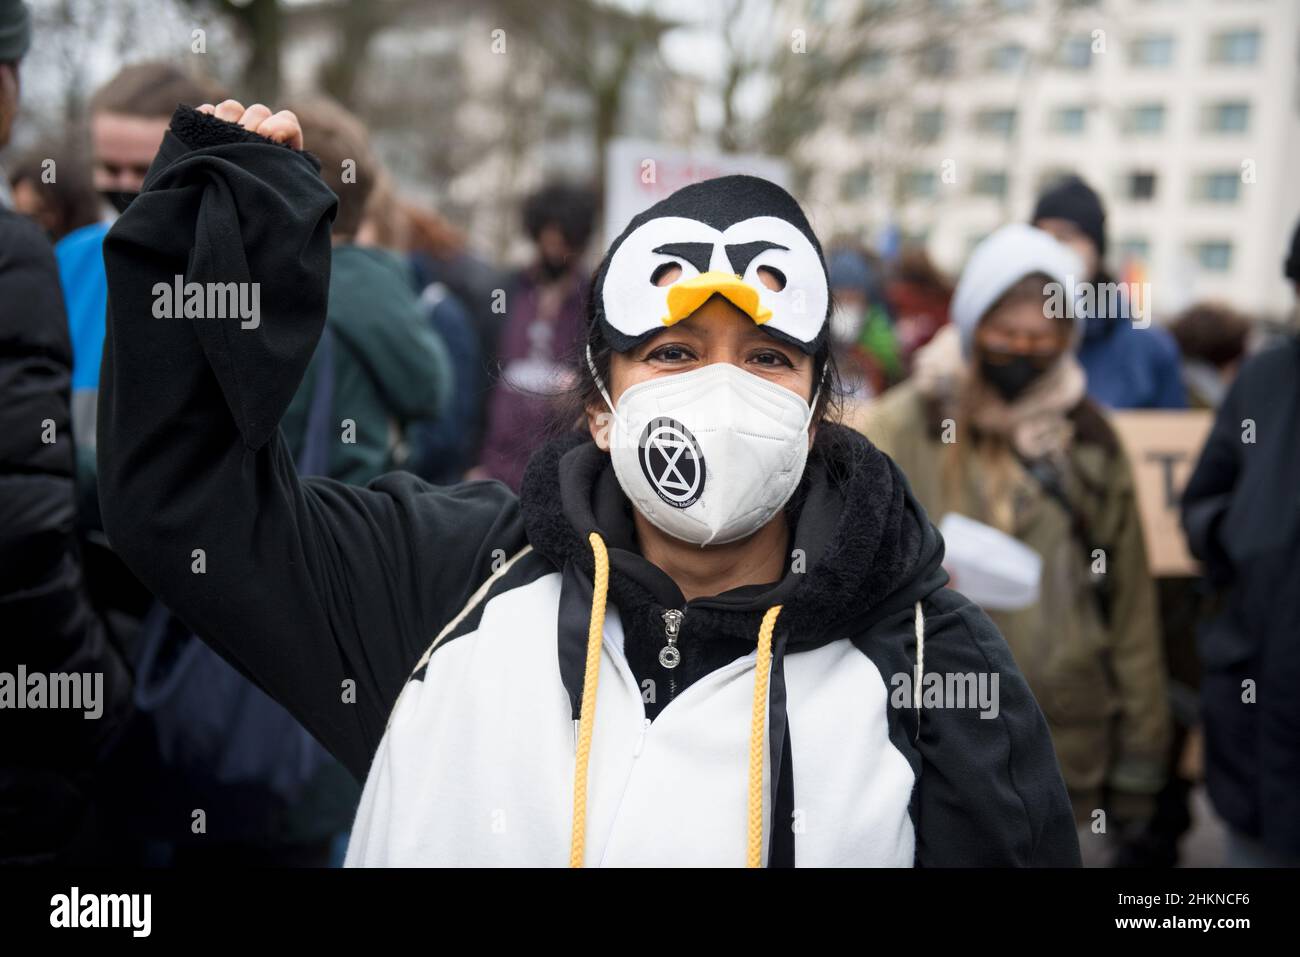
633,717,651,757
659,609,684,669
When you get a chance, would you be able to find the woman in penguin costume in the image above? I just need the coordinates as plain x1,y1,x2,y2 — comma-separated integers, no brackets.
97,100,1080,866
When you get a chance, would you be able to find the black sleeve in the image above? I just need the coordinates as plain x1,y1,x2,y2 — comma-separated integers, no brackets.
0,210,133,765
97,107,526,779
912,593,1082,867
1181,374,1244,581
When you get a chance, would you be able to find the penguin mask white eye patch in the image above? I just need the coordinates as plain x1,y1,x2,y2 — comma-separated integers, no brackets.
594,175,830,355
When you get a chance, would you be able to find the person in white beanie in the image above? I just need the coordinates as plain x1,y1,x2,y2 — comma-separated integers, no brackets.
851,224,1170,865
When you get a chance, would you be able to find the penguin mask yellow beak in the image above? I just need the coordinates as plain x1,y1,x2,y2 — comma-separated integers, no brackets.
661,271,773,327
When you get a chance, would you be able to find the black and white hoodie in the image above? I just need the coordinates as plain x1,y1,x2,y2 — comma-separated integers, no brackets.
97,107,1081,867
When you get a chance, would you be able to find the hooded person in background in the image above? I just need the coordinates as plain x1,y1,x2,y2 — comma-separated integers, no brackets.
54,63,223,470
827,246,902,401
0,0,134,866
1180,219,1300,867
852,225,1170,861
473,181,597,491
1032,176,1186,410
96,100,1080,866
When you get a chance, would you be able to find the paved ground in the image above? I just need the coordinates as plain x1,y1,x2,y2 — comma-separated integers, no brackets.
1177,786,1227,868
1078,784,1227,867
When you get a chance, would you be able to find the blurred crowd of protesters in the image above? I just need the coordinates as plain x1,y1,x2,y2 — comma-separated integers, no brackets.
2,10,1298,870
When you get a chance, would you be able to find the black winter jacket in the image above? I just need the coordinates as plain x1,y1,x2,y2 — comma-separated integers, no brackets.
1182,336,1300,856
0,207,133,864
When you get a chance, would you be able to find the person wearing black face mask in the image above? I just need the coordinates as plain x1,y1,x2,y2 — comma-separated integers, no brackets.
977,344,1059,402
472,181,598,490
853,224,1171,867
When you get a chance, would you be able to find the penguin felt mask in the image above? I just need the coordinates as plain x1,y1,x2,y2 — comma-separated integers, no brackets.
594,175,830,355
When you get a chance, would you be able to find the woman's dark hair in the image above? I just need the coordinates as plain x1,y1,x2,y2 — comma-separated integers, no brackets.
554,275,844,436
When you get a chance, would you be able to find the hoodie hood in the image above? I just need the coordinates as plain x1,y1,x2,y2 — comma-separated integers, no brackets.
520,421,946,648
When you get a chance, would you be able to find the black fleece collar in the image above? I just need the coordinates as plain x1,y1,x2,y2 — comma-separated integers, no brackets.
520,422,945,648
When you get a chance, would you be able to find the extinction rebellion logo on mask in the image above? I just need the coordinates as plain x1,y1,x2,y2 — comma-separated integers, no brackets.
639,417,705,509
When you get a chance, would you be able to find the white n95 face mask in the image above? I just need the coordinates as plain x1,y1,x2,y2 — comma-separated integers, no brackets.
595,359,816,547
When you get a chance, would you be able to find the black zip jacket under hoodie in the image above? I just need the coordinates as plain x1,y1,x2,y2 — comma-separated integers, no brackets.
97,106,1080,866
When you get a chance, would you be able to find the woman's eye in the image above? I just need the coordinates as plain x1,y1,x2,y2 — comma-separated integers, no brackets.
750,350,794,368
648,344,695,363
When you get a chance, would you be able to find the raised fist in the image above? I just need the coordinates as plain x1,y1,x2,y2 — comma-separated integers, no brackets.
197,100,303,151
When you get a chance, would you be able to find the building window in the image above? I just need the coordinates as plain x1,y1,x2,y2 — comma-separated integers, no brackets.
972,170,1009,198
1129,34,1175,68
1192,171,1242,203
1116,237,1151,265
918,42,957,77
1124,171,1158,201
1208,29,1261,65
1037,168,1077,193
975,108,1017,138
1192,241,1233,272
913,108,945,143
1057,35,1093,70
903,169,938,199
1050,106,1087,133
1202,100,1251,133
1124,103,1166,135
842,168,873,200
852,106,884,134
859,47,890,76
986,43,1028,73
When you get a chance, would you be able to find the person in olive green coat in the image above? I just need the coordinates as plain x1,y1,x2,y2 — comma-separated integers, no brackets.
848,225,1170,837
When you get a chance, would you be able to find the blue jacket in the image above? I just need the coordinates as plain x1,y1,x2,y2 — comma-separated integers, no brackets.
1077,312,1187,410
54,221,110,392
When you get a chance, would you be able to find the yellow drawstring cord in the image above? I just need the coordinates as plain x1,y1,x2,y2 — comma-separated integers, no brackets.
569,531,610,868
746,604,783,868
568,530,782,869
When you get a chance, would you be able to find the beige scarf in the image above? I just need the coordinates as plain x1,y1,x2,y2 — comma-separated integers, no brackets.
912,324,1086,460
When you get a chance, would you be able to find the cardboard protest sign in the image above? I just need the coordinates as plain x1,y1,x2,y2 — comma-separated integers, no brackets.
1109,410,1214,577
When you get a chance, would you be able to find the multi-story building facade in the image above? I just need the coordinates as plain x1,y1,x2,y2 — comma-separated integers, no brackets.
797,0,1300,319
